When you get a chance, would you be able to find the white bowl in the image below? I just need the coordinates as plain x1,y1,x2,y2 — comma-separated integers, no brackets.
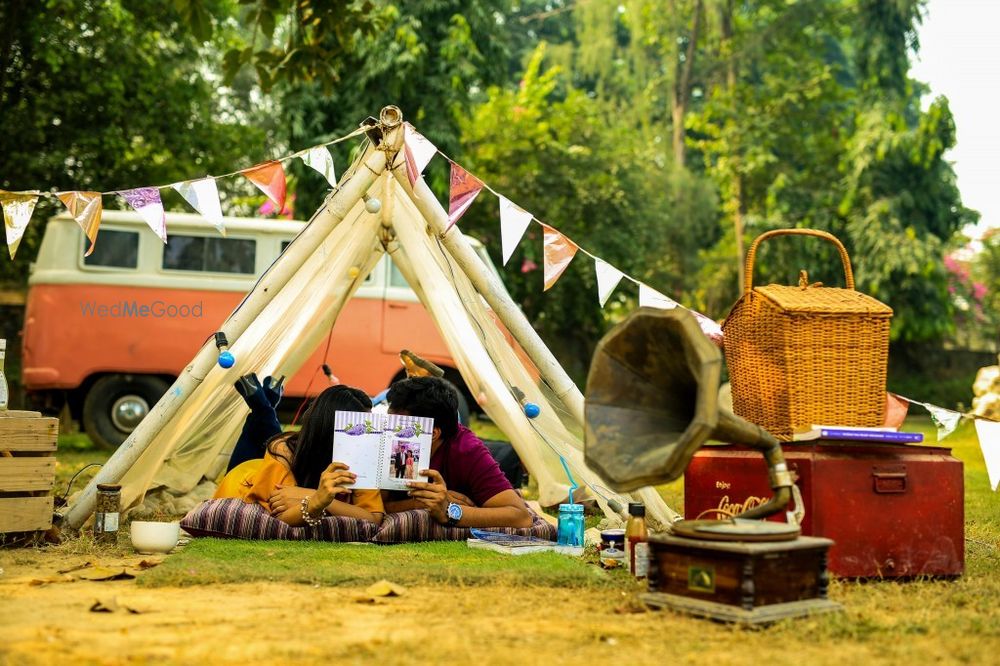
130,521,180,554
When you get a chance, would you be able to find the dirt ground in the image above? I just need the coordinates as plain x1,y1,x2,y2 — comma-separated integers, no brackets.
2,548,995,666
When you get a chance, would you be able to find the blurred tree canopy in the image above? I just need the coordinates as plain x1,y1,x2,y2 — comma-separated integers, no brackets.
0,0,980,376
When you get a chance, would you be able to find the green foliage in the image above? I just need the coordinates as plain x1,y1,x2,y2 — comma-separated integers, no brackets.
0,0,271,284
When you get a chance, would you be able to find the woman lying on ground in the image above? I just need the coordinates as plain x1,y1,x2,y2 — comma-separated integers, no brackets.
215,384,384,526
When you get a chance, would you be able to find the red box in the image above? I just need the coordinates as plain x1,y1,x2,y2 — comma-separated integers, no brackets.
684,442,964,577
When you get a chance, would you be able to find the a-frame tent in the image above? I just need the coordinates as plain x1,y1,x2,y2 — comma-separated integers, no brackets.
60,107,678,531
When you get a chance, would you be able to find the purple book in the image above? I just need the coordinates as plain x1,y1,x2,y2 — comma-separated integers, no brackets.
792,427,924,443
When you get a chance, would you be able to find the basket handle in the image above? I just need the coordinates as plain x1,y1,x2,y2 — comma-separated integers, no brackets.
744,228,855,296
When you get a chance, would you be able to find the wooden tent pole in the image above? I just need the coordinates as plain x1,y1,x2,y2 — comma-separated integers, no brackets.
389,167,587,427
60,139,392,530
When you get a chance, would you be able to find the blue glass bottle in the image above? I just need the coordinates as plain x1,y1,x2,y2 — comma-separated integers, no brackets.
557,503,585,547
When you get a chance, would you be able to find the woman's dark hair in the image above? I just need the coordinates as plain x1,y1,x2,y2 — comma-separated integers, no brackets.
386,377,459,442
267,384,371,489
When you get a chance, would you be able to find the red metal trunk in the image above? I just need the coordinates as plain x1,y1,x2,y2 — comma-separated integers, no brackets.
684,442,964,577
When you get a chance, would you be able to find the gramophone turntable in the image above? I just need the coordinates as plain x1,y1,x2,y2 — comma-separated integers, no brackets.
585,307,841,624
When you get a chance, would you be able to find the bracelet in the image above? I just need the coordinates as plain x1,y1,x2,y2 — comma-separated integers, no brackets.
300,497,323,528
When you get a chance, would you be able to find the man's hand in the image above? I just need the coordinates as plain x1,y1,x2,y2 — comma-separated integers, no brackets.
405,469,449,523
267,485,311,516
447,490,474,507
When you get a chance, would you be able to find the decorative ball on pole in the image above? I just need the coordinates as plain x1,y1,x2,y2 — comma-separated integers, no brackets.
363,193,382,214
214,332,235,369
511,386,541,419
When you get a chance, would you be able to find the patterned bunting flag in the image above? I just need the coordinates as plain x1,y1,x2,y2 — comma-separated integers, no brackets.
595,259,624,307
173,178,225,235
541,224,578,291
241,161,286,212
498,195,533,266
118,187,167,242
447,163,483,229
884,392,910,429
57,191,103,255
638,283,679,310
403,122,437,187
974,420,1000,491
300,146,337,187
692,311,724,345
0,189,41,259
925,402,963,441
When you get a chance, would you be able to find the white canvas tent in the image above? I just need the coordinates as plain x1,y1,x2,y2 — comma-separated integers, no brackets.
60,107,679,531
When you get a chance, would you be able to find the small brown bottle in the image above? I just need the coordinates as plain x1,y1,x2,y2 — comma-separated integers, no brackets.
625,502,649,578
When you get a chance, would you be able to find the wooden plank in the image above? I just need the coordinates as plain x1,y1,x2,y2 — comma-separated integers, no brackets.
0,496,53,533
0,417,58,452
0,410,42,418
0,289,26,306
0,457,56,492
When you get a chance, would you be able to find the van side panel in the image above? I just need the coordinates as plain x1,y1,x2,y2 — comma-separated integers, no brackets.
22,283,405,396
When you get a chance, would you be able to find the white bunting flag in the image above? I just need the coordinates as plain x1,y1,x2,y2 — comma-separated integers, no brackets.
639,284,679,310
693,311,724,344
118,187,167,242
925,403,963,441
173,178,226,235
403,122,437,187
595,259,624,307
974,419,1000,491
498,195,533,266
301,146,337,187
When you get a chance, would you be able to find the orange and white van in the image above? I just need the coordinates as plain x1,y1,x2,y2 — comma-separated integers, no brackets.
23,210,500,447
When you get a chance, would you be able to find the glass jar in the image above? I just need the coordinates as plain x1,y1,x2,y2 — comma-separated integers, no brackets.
94,483,121,545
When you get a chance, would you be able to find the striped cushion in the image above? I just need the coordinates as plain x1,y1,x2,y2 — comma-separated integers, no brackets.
371,509,558,544
180,499,379,542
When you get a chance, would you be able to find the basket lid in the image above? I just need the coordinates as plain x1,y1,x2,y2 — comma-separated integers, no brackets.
755,284,893,316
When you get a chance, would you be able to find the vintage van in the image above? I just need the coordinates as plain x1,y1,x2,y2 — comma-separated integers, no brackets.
23,210,498,447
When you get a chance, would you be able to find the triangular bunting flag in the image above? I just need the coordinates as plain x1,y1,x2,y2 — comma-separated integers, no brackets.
403,122,437,187
974,419,1000,491
118,187,167,243
925,403,963,441
692,311,724,345
498,195,534,266
595,259,624,307
541,224,578,291
638,284,679,310
172,179,225,235
300,146,337,187
57,191,103,256
241,161,287,212
0,189,40,259
447,162,483,229
884,392,910,429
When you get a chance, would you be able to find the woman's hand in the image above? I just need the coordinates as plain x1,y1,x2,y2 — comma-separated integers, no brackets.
268,485,311,516
314,462,356,508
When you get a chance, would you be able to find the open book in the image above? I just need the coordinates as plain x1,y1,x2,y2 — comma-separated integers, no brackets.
332,410,433,491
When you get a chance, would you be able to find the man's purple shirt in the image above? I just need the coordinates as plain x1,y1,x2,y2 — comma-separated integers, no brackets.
429,424,513,506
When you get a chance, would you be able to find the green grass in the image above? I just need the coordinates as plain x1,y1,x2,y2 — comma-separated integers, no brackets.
139,539,624,589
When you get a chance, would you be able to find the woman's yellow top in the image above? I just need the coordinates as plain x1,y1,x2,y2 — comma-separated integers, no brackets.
214,453,384,515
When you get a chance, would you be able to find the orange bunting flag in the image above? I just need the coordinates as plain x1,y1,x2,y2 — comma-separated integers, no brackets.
241,161,286,211
403,122,437,187
0,189,41,259
447,163,483,229
57,191,103,256
884,392,910,429
541,224,578,291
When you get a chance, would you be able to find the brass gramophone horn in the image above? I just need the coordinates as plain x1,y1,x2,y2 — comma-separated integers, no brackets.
585,307,793,521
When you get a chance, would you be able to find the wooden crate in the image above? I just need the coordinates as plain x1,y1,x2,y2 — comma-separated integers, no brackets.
0,410,59,535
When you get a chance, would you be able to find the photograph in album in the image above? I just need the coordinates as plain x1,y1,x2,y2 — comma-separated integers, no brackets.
331,410,433,491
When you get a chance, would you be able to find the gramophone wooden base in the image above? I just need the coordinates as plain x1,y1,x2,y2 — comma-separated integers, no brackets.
643,534,841,625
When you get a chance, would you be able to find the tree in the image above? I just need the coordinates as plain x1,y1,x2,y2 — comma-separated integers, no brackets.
0,0,271,284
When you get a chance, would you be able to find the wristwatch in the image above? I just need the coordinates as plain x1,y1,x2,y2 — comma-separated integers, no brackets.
446,502,463,527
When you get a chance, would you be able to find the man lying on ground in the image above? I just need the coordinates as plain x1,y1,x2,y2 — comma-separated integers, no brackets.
384,376,534,529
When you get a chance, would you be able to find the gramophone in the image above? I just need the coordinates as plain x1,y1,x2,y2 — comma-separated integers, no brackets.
585,307,841,623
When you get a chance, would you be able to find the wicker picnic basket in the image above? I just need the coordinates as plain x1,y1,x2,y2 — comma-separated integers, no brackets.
722,229,893,440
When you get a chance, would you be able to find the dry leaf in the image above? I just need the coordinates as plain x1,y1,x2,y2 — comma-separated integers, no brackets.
365,580,407,597
58,561,94,575
89,598,142,614
27,574,76,586
76,566,135,582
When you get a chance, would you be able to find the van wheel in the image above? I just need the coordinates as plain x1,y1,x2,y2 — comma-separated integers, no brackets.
83,375,170,449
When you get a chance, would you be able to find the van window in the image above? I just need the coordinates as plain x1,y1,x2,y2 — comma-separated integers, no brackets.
83,229,139,269
389,260,410,288
163,235,256,274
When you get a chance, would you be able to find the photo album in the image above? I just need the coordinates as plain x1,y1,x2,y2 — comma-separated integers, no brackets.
332,410,434,491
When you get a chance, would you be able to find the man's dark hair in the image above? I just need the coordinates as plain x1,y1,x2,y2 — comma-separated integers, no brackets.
387,376,459,441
